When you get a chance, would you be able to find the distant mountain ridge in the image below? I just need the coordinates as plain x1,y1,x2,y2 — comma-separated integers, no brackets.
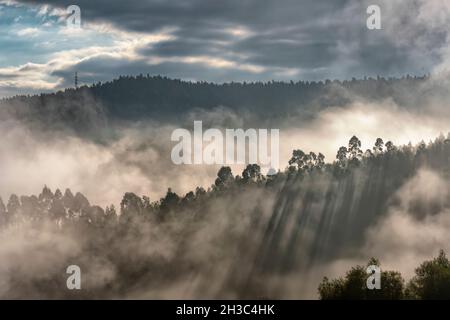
0,74,434,142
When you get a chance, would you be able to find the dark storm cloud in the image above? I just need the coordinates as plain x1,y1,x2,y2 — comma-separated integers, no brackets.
142,37,226,58
13,0,450,82
17,0,350,31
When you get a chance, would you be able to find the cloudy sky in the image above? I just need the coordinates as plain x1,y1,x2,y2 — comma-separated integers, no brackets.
0,0,449,97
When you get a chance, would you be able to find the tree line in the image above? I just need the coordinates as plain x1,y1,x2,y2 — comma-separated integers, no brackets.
1,134,450,298
1,134,449,228
0,74,432,139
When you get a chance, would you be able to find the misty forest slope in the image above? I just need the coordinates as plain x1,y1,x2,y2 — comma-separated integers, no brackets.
0,74,433,140
1,135,450,298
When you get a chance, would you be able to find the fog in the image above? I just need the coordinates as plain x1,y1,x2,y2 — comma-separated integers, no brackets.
1,86,450,207
363,169,450,279
1,155,448,298
1,76,450,299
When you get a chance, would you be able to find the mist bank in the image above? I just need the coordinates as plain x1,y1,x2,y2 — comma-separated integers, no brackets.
1,134,450,298
2,74,450,206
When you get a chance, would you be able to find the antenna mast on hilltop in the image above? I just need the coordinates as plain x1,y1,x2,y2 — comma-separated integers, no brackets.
75,72,78,89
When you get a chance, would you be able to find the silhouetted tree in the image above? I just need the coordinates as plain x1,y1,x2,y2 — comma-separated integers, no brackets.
39,185,54,202
120,192,144,221
195,187,206,197
289,150,306,171
336,146,348,168
215,166,234,188
316,152,325,169
385,141,395,153
373,138,384,155
242,164,262,182
348,136,363,166
54,189,63,200
405,250,450,299
73,192,90,212
62,188,75,210
160,188,180,212
182,191,195,204
319,258,404,300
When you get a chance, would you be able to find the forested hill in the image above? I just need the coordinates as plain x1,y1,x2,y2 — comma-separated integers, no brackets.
1,134,450,299
0,75,430,132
